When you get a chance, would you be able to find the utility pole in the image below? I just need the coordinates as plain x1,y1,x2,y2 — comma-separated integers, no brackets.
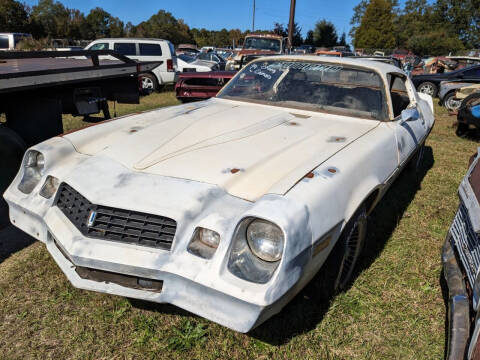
287,0,296,50
252,0,256,32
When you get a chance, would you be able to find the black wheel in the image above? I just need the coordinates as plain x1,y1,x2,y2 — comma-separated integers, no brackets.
0,125,26,228
443,92,462,112
456,122,469,137
318,205,367,297
417,82,438,97
408,141,425,173
139,73,158,94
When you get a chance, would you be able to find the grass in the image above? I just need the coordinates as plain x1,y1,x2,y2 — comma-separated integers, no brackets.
0,96,477,359
62,90,180,132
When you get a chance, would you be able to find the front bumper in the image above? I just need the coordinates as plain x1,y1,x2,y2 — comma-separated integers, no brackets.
3,141,315,332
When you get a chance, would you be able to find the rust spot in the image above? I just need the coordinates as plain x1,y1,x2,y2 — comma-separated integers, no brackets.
290,122,299,126
231,168,240,174
305,172,315,179
12,219,15,223
36,233,39,237
328,168,337,173
130,129,138,133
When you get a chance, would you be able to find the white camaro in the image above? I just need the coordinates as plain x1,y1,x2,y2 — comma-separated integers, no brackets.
3,56,434,332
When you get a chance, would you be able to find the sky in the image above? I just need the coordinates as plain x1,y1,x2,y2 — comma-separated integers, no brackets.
23,0,362,42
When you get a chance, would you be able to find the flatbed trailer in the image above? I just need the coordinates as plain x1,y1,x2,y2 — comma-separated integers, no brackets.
0,50,159,226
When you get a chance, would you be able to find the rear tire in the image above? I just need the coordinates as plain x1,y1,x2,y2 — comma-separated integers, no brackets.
139,73,158,94
417,82,438,97
408,141,425,173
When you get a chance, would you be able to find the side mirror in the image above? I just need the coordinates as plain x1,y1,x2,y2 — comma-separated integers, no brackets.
401,108,420,123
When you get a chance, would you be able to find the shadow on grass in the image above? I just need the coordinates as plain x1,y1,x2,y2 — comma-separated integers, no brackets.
249,146,435,345
128,147,434,344
0,222,35,264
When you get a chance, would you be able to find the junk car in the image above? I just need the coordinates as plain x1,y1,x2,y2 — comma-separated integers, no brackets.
412,65,480,98
175,71,235,102
443,150,480,359
4,56,434,332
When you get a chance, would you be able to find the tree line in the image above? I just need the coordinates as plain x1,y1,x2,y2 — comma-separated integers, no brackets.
0,0,349,49
350,0,479,55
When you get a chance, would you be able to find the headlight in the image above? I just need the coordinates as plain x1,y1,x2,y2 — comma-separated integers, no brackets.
247,219,284,262
18,150,45,194
187,227,221,259
227,218,284,284
39,175,60,199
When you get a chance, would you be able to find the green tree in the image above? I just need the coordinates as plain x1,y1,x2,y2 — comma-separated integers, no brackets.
85,7,124,39
407,29,464,55
304,30,314,45
31,0,70,38
134,10,192,45
338,32,347,46
433,0,479,48
0,0,28,33
349,0,369,39
353,0,396,49
313,20,338,47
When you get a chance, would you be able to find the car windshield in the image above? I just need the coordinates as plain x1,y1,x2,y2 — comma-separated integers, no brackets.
179,54,195,63
243,37,281,52
218,60,387,120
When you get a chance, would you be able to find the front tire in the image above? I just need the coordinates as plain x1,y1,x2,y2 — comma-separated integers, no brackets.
318,205,367,297
443,92,462,112
417,82,438,97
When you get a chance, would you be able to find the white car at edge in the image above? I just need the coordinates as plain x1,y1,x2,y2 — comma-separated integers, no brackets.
3,56,434,332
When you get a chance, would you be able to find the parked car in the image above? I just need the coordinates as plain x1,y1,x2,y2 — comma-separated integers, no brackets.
177,54,216,72
438,81,477,111
3,56,434,333
0,33,32,50
353,56,402,68
84,38,178,92
226,34,285,71
443,150,480,359
456,88,480,136
175,71,235,102
412,64,480,97
196,51,226,70
315,50,355,57
176,44,199,56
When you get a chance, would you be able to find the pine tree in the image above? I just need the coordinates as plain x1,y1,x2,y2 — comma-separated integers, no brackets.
353,0,396,49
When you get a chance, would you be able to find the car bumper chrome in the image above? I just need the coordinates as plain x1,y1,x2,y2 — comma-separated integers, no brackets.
443,233,470,360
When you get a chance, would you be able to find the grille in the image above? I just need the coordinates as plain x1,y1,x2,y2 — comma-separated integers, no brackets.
55,183,177,250
450,202,480,287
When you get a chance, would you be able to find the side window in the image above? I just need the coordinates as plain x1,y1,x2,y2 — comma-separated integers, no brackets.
89,42,109,51
390,75,411,118
198,53,208,61
139,43,162,56
113,43,136,56
0,35,9,49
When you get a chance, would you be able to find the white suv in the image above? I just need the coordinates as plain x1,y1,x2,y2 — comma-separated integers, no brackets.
85,38,178,91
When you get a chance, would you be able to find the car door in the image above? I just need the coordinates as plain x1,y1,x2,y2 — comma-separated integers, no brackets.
461,67,480,82
388,73,428,166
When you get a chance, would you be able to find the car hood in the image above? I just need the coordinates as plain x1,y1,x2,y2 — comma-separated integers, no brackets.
64,99,379,201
